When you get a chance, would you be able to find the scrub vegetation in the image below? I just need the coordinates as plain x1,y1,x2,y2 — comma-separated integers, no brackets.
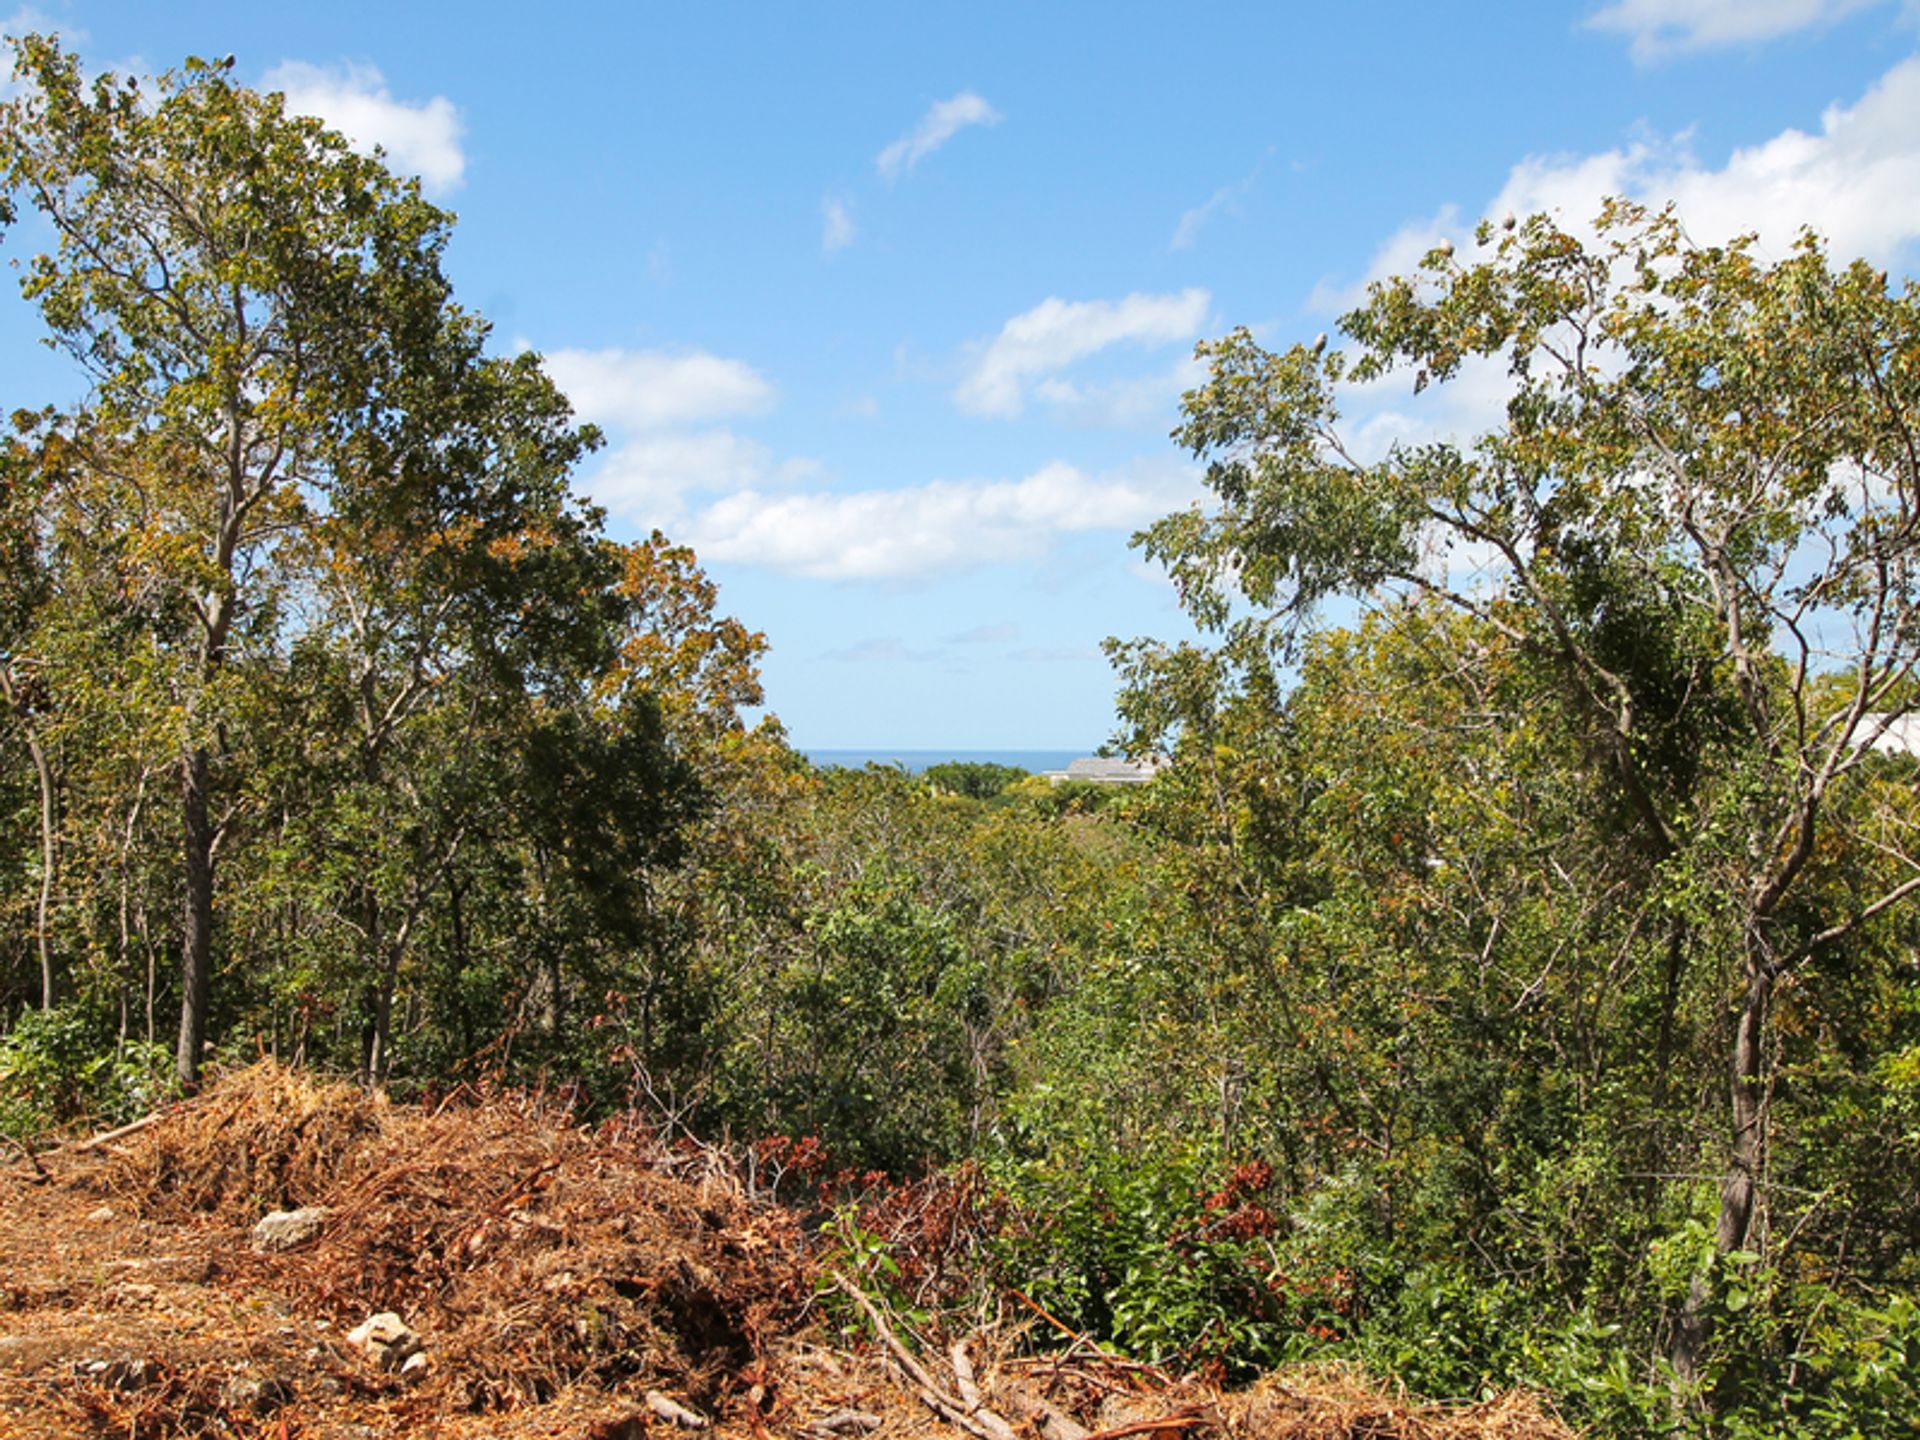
3,39,1917,1438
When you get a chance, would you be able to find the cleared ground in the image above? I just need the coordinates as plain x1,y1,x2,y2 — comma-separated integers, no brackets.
0,1065,1577,1440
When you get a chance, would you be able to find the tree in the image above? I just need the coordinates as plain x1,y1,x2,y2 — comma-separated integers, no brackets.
922,761,1029,800
0,38,556,1086
0,435,57,1011
1124,201,1920,1377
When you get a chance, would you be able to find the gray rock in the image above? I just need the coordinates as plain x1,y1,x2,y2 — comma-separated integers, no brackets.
346,1311,420,1370
250,1206,330,1253
78,1356,155,1391
221,1371,295,1415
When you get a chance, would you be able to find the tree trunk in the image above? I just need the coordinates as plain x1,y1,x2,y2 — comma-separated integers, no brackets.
175,745,215,1089
361,948,401,1085
28,724,56,1011
1673,943,1772,1383
2,664,58,1010
358,891,393,1086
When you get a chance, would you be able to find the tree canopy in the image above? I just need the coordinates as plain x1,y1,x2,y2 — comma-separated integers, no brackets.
1115,199,1920,1385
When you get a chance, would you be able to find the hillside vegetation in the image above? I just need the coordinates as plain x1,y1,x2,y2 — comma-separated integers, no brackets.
3,38,1918,1438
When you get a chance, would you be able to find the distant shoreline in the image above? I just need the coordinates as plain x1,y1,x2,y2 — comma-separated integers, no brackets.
801,748,1084,775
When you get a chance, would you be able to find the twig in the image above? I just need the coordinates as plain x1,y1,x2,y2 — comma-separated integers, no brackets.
1079,1408,1211,1440
1006,1351,1170,1379
1011,1287,1088,1346
1008,1288,1167,1375
832,1272,1019,1440
499,1157,568,1208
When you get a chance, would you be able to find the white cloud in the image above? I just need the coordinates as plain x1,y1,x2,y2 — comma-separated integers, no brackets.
1494,56,1920,264
876,91,1001,180
956,289,1211,418
1033,354,1207,428
1172,185,1238,251
542,347,775,431
823,636,940,663
584,431,773,530
579,433,819,531
1586,0,1885,62
263,60,465,193
3,5,67,33
1339,350,1520,462
1309,204,1463,313
948,622,1020,644
1320,55,1920,312
821,196,857,255
1499,58,1920,263
1171,153,1269,250
539,346,797,531
687,459,1199,580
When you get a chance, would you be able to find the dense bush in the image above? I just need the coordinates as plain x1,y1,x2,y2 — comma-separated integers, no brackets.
0,1003,171,1139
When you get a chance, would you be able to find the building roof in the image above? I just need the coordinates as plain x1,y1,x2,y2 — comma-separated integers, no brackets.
1041,755,1168,785
1859,712,1920,756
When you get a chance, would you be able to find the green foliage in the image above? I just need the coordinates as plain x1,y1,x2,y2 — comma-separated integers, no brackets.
814,1203,931,1340
986,1139,1301,1373
0,1003,171,1139
922,761,1029,800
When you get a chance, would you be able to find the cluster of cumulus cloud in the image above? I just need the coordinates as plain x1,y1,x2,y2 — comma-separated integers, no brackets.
195,0,1920,586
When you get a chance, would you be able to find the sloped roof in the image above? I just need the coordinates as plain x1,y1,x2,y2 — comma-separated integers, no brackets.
1044,755,1167,784
1860,712,1920,756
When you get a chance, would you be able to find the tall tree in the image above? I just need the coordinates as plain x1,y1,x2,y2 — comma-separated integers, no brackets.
0,37,549,1085
0,434,57,1010
1125,201,1920,1376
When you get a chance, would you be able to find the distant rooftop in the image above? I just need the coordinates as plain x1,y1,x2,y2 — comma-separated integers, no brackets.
1859,713,1920,756
1040,755,1168,785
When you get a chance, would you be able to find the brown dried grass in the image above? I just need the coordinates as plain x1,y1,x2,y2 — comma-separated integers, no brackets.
1229,1365,1574,1439
101,1062,809,1418
100,1059,387,1217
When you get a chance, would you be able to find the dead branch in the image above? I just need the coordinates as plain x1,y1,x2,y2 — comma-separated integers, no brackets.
74,1111,164,1152
952,1339,983,1410
833,1272,1021,1440
990,1372,1094,1440
1007,1288,1165,1375
1079,1407,1212,1440
807,1410,883,1436
645,1389,709,1429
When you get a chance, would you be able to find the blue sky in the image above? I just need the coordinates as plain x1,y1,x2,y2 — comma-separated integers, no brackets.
5,2,1920,747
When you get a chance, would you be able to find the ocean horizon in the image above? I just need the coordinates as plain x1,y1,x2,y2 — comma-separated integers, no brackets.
801,748,1085,775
